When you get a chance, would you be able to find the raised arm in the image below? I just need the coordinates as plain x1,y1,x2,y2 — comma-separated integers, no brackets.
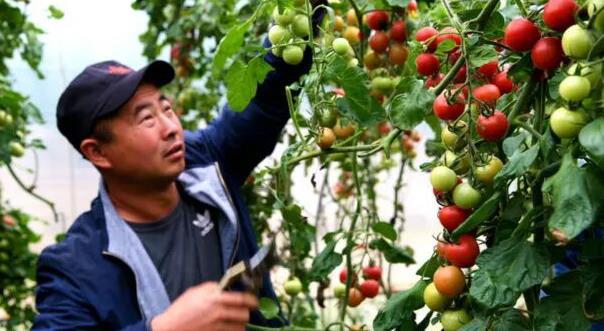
187,3,326,185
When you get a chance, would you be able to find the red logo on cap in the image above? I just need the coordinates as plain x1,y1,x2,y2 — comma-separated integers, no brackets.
107,65,133,75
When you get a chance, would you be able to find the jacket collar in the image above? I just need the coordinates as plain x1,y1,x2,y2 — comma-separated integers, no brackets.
99,162,239,321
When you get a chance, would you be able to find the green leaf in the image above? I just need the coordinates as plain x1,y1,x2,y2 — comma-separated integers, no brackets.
389,77,435,129
248,55,274,83
416,254,440,278
48,5,64,19
468,44,498,68
225,61,255,112
491,309,531,331
543,153,599,240
385,0,410,7
508,53,533,83
470,268,519,309
369,238,415,264
534,271,592,331
459,318,487,331
373,280,428,331
583,264,604,320
258,297,280,320
436,39,457,54
225,57,274,112
212,20,252,77
579,118,604,170
494,144,539,187
281,204,315,257
502,132,527,158
372,222,397,241
326,57,385,126
476,236,550,292
548,70,565,100
310,240,342,281
451,191,502,240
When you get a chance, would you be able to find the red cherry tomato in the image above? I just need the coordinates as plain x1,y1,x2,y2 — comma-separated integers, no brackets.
445,235,480,268
473,84,501,105
454,65,467,84
362,265,382,280
436,241,448,259
438,205,471,232
407,0,417,11
339,268,349,283
543,0,578,32
436,27,461,52
477,60,499,81
390,20,407,42
416,27,439,52
367,10,389,30
369,31,390,53
476,111,509,141
531,37,564,70
448,49,462,64
416,53,440,76
425,73,444,88
504,18,541,52
359,280,380,298
492,71,514,94
433,92,465,121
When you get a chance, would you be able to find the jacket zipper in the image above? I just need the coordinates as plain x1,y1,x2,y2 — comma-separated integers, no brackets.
101,251,145,320
214,162,240,269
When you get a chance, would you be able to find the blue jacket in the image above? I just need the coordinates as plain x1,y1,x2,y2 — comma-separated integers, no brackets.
32,48,312,330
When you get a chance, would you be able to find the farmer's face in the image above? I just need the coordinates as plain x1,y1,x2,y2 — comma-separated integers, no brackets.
93,83,185,184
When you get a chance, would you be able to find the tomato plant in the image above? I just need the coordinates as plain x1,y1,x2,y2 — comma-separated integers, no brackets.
131,0,604,329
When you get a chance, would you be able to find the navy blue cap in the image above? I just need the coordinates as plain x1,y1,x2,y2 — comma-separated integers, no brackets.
57,60,175,151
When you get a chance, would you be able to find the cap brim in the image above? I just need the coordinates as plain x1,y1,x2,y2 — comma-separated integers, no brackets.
95,60,175,120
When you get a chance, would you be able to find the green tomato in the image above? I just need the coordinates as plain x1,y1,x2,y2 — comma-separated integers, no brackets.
567,63,602,88
430,166,458,192
268,24,292,45
272,7,295,26
332,38,351,56
333,283,347,298
441,121,467,151
550,107,588,139
453,183,481,209
0,110,13,127
347,58,359,67
562,25,593,59
559,76,591,102
474,156,504,184
441,151,470,175
423,282,452,311
292,14,310,37
371,77,394,94
319,108,338,127
588,0,604,32
283,45,304,65
440,309,472,331
284,277,303,296
9,142,25,158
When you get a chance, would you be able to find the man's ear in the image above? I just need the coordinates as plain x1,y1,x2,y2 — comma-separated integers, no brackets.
80,138,112,169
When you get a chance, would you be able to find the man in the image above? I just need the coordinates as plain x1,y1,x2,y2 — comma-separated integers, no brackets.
32,16,319,330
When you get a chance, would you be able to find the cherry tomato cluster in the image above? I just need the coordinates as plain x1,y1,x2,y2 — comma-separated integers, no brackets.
503,0,603,139
0,109,26,158
315,89,357,150
333,265,382,307
268,1,311,65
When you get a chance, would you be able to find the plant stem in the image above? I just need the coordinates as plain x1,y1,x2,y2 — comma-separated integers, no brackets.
507,73,538,126
6,163,59,223
339,138,364,328
513,0,529,17
513,120,543,139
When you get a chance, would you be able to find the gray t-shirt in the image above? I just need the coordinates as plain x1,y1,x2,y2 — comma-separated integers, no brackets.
127,197,223,302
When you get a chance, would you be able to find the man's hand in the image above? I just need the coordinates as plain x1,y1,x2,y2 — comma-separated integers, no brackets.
151,282,258,331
